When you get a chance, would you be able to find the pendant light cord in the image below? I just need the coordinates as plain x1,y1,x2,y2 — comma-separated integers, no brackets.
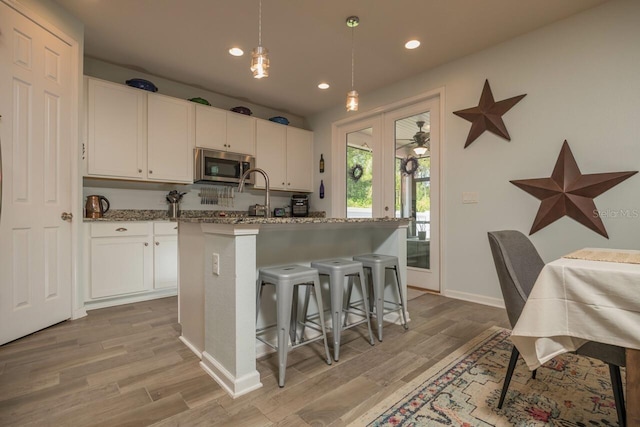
258,0,262,47
351,25,355,90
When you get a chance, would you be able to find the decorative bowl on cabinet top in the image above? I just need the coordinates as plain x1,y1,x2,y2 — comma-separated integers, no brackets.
188,97,211,105
269,116,289,125
230,106,252,115
125,78,158,92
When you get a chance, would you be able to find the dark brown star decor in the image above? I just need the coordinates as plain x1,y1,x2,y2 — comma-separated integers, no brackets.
453,79,526,148
511,140,637,238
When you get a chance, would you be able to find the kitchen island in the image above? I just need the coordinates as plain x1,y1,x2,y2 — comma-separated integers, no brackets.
177,216,410,397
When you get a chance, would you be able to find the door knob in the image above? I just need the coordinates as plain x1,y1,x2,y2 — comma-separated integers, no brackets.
61,212,73,222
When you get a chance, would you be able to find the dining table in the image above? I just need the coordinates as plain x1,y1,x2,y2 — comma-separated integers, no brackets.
510,248,640,425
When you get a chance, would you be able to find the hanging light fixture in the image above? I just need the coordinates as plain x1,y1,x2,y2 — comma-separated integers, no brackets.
250,0,269,78
346,16,359,111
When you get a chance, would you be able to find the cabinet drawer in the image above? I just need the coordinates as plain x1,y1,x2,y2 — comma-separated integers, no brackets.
91,222,150,237
154,222,178,235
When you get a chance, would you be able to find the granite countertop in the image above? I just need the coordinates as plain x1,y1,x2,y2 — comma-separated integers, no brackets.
83,209,326,222
177,216,410,225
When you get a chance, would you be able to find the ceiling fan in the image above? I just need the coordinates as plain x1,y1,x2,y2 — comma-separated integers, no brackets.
396,120,430,156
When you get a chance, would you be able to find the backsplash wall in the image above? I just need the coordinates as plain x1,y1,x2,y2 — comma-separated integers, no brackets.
83,182,297,213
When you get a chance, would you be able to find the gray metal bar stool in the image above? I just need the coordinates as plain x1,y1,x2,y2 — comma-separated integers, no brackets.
257,265,332,387
352,254,409,341
308,259,375,361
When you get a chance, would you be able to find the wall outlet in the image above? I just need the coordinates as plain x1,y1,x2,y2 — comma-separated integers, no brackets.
212,253,220,276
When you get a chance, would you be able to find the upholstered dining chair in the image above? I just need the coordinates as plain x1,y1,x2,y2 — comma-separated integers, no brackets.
487,230,626,427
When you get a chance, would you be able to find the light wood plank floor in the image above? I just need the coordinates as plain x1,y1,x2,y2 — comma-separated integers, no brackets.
0,293,509,426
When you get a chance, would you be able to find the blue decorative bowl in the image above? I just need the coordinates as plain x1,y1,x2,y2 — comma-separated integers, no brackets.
269,116,289,125
125,78,158,92
230,106,252,116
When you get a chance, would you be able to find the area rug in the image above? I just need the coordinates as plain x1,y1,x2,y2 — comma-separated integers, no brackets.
352,326,623,426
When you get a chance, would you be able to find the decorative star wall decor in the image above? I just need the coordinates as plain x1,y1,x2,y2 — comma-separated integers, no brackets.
510,140,637,238
453,80,526,148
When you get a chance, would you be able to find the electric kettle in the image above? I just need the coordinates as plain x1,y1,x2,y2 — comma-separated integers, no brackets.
85,195,110,218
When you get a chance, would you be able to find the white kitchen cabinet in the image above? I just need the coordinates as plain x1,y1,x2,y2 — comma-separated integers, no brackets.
255,120,313,192
85,221,178,308
147,93,195,183
195,104,256,155
86,77,146,179
255,120,287,189
89,222,153,299
85,77,194,184
153,222,178,290
285,127,314,192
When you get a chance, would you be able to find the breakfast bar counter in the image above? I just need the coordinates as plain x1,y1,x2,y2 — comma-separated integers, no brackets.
177,217,410,397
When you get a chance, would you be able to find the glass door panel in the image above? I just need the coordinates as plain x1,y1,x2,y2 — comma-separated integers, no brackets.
346,128,373,218
395,113,431,271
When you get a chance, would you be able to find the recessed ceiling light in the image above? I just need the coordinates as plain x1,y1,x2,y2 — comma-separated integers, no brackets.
318,83,330,90
229,47,244,56
405,40,420,49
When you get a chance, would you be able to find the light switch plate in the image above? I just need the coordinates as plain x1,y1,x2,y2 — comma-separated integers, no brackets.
212,253,220,276
462,192,479,204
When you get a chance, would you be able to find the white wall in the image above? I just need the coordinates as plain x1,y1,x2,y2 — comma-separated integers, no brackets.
308,0,640,304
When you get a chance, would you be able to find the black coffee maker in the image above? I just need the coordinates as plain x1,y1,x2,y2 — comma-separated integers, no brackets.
291,195,309,217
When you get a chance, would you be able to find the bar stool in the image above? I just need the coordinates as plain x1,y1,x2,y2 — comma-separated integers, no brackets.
257,265,332,387
352,254,409,341
308,259,375,361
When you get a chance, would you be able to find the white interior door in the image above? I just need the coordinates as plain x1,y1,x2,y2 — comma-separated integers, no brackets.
0,3,73,344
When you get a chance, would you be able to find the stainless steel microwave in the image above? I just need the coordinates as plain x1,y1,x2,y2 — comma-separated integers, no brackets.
194,149,255,185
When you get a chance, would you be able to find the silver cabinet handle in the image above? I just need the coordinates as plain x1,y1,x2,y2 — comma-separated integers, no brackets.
174,226,178,229
144,242,149,246
115,227,127,232
138,169,142,173
149,170,153,174
61,212,73,222
155,241,160,246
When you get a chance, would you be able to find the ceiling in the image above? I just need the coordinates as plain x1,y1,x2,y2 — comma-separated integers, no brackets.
54,0,608,117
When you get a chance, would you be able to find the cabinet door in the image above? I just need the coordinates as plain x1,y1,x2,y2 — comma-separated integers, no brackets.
147,93,195,183
255,120,287,190
286,127,313,192
90,236,153,298
153,235,178,289
227,112,256,155
195,104,227,150
87,78,146,179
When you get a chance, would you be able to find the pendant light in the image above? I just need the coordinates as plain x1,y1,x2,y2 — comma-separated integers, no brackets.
251,0,269,78
346,16,359,111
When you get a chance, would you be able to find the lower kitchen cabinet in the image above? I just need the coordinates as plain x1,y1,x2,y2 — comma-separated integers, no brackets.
85,221,177,309
153,222,178,289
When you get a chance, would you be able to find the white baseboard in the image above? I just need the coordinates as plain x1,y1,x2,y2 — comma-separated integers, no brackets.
200,351,262,398
179,335,202,359
83,288,177,311
442,289,505,309
72,308,87,320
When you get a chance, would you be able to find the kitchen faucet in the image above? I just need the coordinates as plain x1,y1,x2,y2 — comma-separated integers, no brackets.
238,168,270,218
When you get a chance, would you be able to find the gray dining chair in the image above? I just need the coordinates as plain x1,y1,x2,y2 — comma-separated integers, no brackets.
487,230,626,427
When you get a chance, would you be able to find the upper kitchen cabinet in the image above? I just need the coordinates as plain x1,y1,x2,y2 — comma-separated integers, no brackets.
147,93,195,183
195,104,256,155
86,77,146,179
255,120,313,192
85,77,194,184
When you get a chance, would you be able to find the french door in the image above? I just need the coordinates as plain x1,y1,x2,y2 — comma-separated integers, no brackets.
334,96,440,292
0,2,75,344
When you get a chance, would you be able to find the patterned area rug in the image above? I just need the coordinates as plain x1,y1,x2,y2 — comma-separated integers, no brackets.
352,326,623,426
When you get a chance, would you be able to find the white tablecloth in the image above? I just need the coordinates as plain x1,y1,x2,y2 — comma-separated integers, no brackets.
511,254,640,370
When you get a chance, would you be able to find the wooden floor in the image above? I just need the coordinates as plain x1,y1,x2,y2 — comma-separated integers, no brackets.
0,293,510,426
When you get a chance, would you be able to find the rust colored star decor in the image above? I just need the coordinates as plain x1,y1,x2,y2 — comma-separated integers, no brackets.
511,140,637,238
453,80,526,148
